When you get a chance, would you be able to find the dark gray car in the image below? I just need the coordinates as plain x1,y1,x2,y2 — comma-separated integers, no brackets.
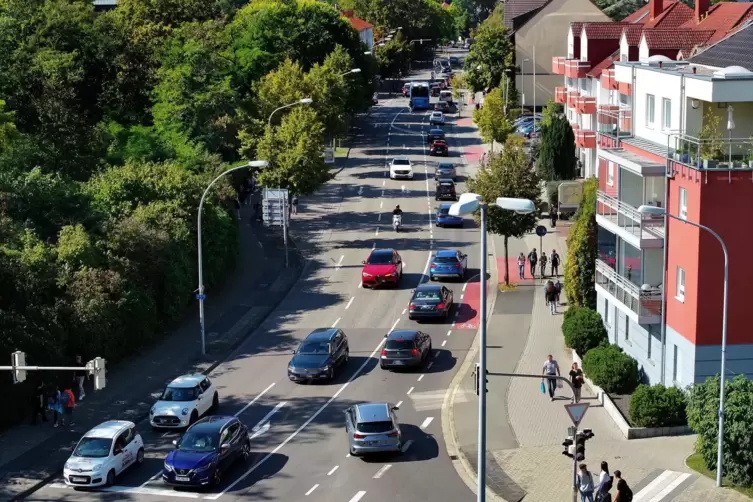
380,330,433,370
436,163,457,180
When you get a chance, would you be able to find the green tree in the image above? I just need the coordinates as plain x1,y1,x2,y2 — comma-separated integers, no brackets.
536,113,576,181
374,33,411,80
254,106,333,196
467,136,541,285
472,87,513,150
463,5,514,93
540,99,565,128
0,100,19,151
564,177,597,308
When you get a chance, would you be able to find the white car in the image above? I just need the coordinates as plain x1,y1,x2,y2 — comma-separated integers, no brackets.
390,157,414,180
150,374,218,429
429,111,445,126
64,420,144,487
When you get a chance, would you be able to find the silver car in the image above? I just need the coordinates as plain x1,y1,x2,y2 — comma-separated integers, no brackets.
345,403,402,456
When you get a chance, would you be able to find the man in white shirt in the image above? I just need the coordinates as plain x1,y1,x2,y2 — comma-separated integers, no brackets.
542,354,560,401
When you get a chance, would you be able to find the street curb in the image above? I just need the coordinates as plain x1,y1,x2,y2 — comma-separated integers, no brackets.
10,240,306,502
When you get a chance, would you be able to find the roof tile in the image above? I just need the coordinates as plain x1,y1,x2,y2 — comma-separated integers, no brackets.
642,29,715,50
622,25,644,45
681,3,753,43
689,22,753,71
342,11,374,31
586,50,620,77
504,0,550,27
583,22,635,39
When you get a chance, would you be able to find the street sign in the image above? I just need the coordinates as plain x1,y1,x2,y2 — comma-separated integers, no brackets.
535,225,548,237
324,147,335,164
262,188,289,227
195,293,206,301
565,402,590,427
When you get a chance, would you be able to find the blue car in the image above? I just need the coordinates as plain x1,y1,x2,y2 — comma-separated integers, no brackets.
429,250,468,281
163,416,250,488
436,203,463,227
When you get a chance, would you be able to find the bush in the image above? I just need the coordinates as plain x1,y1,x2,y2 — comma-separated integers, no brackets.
629,384,688,428
582,344,639,394
562,306,607,355
687,375,753,486
564,177,597,309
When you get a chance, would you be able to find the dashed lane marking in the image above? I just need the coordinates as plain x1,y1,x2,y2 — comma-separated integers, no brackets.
345,297,354,310
417,374,424,382
349,491,367,502
327,465,339,476
373,464,392,479
407,387,414,395
305,484,319,496
420,417,434,429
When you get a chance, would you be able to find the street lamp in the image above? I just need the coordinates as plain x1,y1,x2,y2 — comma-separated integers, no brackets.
637,204,729,487
503,68,513,115
197,160,269,356
268,98,313,127
341,68,362,76
449,194,536,502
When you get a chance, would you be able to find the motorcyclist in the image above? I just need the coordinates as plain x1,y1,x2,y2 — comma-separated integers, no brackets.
392,205,403,216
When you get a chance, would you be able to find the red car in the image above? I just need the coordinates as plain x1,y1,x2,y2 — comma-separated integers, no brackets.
361,248,403,288
430,140,448,156
402,84,410,97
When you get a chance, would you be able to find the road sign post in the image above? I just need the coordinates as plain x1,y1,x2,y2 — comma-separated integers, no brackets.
262,188,290,268
564,403,590,502
535,225,547,264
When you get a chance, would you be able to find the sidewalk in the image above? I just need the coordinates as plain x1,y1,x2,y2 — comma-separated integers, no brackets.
0,201,304,501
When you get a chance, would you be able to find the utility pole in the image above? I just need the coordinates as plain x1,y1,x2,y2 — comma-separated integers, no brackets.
4,351,107,390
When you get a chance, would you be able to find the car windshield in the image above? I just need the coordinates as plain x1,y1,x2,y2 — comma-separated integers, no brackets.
367,253,393,265
414,290,441,300
438,207,450,215
73,437,112,458
386,340,415,350
393,159,410,165
434,256,458,263
297,341,330,355
356,421,394,433
178,431,218,453
160,386,198,402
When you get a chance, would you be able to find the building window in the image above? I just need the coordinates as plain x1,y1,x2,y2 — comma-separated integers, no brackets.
676,266,685,302
607,161,615,186
679,187,688,219
625,316,630,341
673,344,680,382
646,94,655,128
662,98,671,130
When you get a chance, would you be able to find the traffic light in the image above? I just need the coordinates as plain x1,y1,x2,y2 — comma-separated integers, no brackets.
575,434,586,461
561,436,574,458
11,351,26,383
88,357,107,391
472,363,488,396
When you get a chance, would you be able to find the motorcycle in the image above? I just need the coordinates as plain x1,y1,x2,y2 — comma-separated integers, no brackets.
392,214,402,232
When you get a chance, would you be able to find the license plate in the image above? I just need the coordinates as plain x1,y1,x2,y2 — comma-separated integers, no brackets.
175,476,190,482
70,476,87,483
368,441,380,446
393,360,405,365
421,306,432,310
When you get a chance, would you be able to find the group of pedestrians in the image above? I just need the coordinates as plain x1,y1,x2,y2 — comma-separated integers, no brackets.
517,248,561,280
577,461,634,502
30,355,86,428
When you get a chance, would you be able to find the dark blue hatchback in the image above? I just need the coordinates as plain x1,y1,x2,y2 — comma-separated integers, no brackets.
436,204,463,227
163,416,250,488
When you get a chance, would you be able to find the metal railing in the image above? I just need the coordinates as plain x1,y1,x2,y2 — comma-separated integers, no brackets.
595,260,662,320
667,133,753,172
596,191,665,239
597,105,632,139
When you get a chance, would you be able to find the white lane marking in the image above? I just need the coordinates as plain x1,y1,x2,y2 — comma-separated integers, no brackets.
207,338,388,500
358,281,362,288
446,330,452,337
451,322,456,328
49,484,201,498
346,453,351,457
141,383,275,486
417,374,424,382
396,400,403,408
420,417,434,429
327,465,339,476
378,213,382,221
358,186,364,195
645,472,692,501
460,294,464,301
375,227,379,236
383,179,386,186
402,308,406,315
374,464,393,479
427,362,433,369
407,387,414,395
249,401,287,440
345,297,355,310
335,255,344,271
390,318,401,332
401,440,414,453
442,340,447,347
420,253,433,283
332,317,341,328
463,282,469,292
380,200,384,207
349,492,367,502
401,184,406,193
306,484,319,496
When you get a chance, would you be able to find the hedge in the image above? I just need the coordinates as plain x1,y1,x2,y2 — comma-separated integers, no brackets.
564,177,597,309
629,384,687,428
562,306,608,356
582,344,640,394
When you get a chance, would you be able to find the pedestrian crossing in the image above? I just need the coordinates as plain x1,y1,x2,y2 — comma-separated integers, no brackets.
632,470,695,501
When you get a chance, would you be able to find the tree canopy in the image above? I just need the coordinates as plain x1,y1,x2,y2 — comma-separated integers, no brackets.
472,87,513,149
536,108,577,181
462,5,514,94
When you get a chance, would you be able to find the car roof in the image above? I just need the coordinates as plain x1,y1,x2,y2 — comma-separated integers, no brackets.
169,374,205,388
436,249,458,257
84,420,135,439
189,415,235,433
416,284,442,292
305,328,339,342
371,248,395,256
354,403,392,423
386,329,419,340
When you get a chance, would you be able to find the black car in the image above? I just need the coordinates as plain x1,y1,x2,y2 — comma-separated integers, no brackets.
288,328,349,382
408,284,454,321
435,180,457,201
434,101,450,112
380,330,433,370
449,56,459,66
436,163,457,180
427,128,445,144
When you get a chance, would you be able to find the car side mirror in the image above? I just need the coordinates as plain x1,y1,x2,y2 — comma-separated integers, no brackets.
392,406,400,411
172,439,178,446
221,443,231,450
362,260,366,264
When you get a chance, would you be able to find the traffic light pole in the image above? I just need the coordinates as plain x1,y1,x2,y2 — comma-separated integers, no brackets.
3,353,107,389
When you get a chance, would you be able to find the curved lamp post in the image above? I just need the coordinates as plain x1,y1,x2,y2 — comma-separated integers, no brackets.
638,205,728,487
340,68,361,77
449,194,536,502
268,98,313,127
197,160,269,356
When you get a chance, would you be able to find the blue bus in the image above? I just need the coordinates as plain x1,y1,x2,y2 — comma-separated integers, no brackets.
409,82,430,111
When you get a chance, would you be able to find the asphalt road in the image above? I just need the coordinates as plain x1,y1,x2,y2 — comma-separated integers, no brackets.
28,72,481,502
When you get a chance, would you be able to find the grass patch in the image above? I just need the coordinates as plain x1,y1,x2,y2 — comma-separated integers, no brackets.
498,283,518,292
335,146,350,158
686,453,753,498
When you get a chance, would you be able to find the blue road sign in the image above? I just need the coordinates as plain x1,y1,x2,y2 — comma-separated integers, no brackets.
196,294,206,301
536,225,547,237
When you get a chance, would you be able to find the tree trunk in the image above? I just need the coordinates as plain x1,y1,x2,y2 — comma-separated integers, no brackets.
504,234,510,286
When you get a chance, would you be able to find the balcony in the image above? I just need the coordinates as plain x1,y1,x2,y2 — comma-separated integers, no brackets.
596,190,664,249
552,57,566,75
601,69,617,90
617,81,632,95
595,260,662,325
667,133,753,174
575,130,596,149
567,90,580,109
597,105,632,139
576,96,596,115
555,87,568,104
565,59,591,79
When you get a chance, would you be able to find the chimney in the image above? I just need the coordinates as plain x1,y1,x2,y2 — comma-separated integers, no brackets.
696,0,709,23
650,0,663,20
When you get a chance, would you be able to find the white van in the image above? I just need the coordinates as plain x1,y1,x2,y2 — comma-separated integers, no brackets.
439,90,453,105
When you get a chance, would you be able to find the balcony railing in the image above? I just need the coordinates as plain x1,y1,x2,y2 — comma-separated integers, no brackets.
596,260,662,323
567,90,580,109
565,60,591,79
576,96,596,115
596,191,665,240
575,130,596,149
555,87,567,104
597,105,632,139
601,69,617,90
552,57,566,75
666,133,753,172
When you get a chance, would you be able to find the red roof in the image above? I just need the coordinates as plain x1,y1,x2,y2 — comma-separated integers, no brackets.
583,22,635,40
621,1,694,28
570,22,584,39
586,50,620,78
680,2,753,43
341,10,374,32
642,29,715,50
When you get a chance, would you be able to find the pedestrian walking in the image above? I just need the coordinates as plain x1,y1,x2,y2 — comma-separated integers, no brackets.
31,379,48,425
234,197,241,221
291,195,299,215
570,362,584,403
253,202,262,222
48,386,62,427
73,355,86,401
545,281,558,314
517,253,526,280
528,248,538,278
613,471,633,501
551,209,558,228
577,464,596,502
596,461,614,502
554,279,562,305
540,252,548,279
60,384,76,426
551,249,561,277
541,354,560,401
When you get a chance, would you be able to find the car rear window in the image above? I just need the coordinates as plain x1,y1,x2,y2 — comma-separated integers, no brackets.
434,256,458,263
415,290,440,300
440,183,455,188
385,339,415,350
357,421,394,434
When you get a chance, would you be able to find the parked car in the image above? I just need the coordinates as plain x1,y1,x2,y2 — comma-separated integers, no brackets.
402,83,410,97
361,248,403,288
434,101,450,112
435,179,457,201
427,128,446,144
435,204,463,228
430,140,448,156
150,374,219,429
162,416,251,488
64,421,144,487
436,162,457,180
429,249,468,280
380,330,432,370
288,328,349,382
345,403,402,456
408,284,454,321
429,111,445,126
390,157,413,179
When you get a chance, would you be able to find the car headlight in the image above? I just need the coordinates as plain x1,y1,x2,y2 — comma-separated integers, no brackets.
362,272,372,277
91,464,102,473
181,408,190,416
64,462,71,471
288,365,296,372
150,408,155,416
164,462,174,472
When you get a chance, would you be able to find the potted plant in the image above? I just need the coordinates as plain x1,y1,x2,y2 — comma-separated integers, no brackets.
698,110,724,169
